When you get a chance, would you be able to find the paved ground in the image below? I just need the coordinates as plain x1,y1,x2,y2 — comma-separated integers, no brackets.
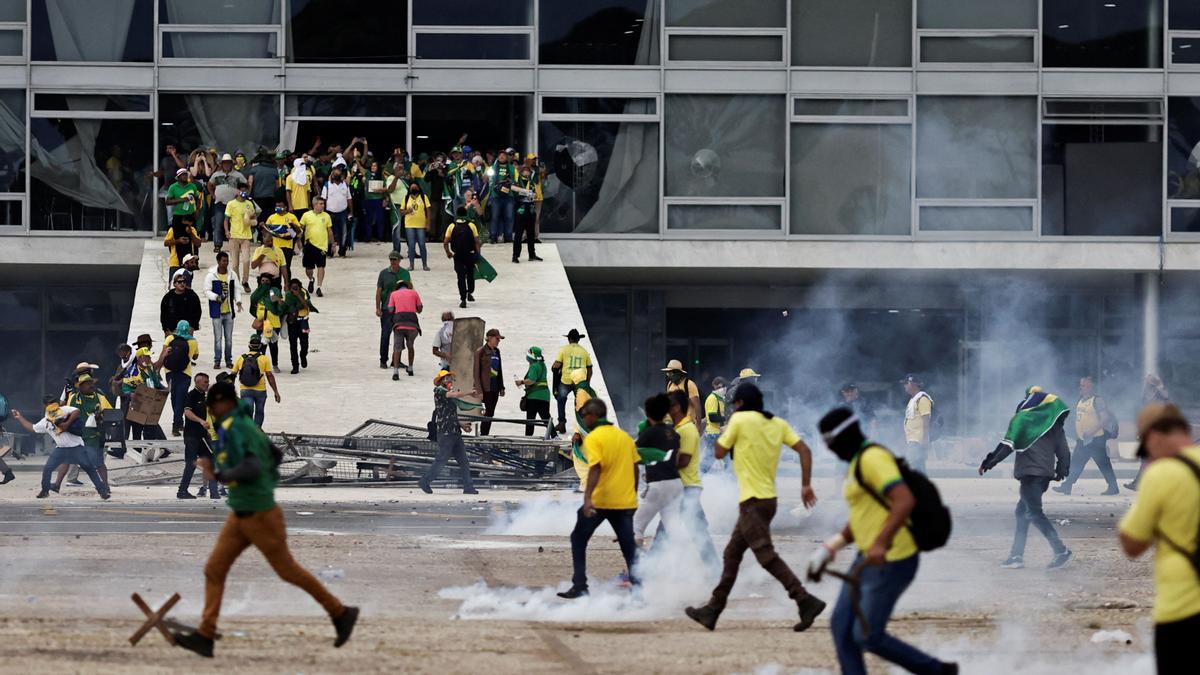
0,473,1157,674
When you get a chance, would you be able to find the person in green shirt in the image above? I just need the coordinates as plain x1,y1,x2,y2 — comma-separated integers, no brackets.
55,374,114,489
375,250,412,369
517,346,552,437
165,169,201,232
176,381,358,658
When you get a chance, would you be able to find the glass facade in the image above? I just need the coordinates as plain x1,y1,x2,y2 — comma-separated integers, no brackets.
0,2,1190,238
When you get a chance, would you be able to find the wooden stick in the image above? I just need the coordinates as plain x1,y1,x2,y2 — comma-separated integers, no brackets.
129,592,181,646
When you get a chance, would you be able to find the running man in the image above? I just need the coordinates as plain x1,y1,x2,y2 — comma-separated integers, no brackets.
10,399,109,500
174,380,358,657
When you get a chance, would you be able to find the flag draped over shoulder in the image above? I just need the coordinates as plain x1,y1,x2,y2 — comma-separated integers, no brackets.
1001,390,1069,451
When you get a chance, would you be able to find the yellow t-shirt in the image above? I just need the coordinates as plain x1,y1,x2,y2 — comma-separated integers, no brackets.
573,387,593,436
718,410,800,502
846,445,919,562
584,424,639,510
224,199,258,240
442,220,478,243
1119,446,1200,623
252,245,284,276
301,210,332,250
668,378,701,424
233,353,272,392
286,173,312,211
676,418,702,487
903,393,932,443
703,392,725,435
556,344,592,375
162,334,199,377
266,211,301,249
1075,396,1105,440
217,272,231,314
403,194,431,230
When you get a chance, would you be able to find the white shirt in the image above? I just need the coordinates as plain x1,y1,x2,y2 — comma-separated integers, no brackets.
32,406,84,447
434,321,454,369
322,181,352,214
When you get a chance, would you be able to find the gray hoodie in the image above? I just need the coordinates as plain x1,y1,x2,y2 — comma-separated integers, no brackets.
981,418,1071,480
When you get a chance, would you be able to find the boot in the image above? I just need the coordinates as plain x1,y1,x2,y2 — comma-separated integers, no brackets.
794,593,826,632
684,604,721,631
333,606,359,647
1,471,14,485
174,631,214,658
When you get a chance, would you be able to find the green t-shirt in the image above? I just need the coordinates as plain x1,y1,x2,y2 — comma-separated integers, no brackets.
166,181,201,216
365,168,385,200
214,404,277,513
69,392,110,446
524,360,550,402
376,266,412,306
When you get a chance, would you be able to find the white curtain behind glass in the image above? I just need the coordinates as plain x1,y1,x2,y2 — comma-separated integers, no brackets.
30,97,131,213
43,0,135,61
184,96,270,157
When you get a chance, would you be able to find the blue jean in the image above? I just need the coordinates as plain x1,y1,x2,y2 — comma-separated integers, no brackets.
570,507,638,590
212,314,234,365
700,433,727,473
831,554,945,675
364,200,386,241
405,227,427,266
167,370,191,431
42,445,106,495
1011,476,1065,557
329,210,351,253
241,389,267,427
212,203,227,249
490,197,513,242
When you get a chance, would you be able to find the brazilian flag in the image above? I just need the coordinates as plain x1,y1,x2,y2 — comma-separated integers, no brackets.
1001,388,1070,451
474,255,498,283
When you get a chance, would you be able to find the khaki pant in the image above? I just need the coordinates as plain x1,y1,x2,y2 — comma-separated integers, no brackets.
707,497,807,610
199,506,344,638
226,237,252,283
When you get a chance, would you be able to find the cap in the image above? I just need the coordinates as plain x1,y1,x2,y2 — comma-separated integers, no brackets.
527,153,538,160
388,250,402,260
75,361,99,372
135,333,154,346
739,368,761,379
394,279,409,289
451,145,463,153
220,153,233,162
900,373,922,385
505,147,515,154
462,145,472,153
175,168,188,176
564,328,585,341
662,359,686,373
75,374,94,384
135,347,154,358
1136,402,1191,458
486,328,504,339
249,334,263,348
434,369,454,386
528,346,543,358
275,150,288,159
182,253,197,264
841,382,858,392
206,380,238,405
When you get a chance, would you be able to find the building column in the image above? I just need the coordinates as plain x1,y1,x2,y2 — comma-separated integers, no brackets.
1141,272,1160,380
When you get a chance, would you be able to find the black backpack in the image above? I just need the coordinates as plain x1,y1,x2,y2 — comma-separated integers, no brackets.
238,353,262,387
449,218,475,255
854,445,952,552
1159,455,1200,580
164,337,190,372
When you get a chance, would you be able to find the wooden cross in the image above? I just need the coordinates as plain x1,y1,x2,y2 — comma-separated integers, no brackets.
129,592,181,646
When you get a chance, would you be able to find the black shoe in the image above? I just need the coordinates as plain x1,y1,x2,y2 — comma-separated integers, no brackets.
511,257,520,264
160,449,172,459
176,491,197,500
242,283,251,294
308,280,315,293
174,631,214,658
225,361,234,369
1000,555,1024,569
684,604,720,630
291,367,299,374
418,480,432,494
406,367,414,377
380,359,387,369
36,490,49,499
172,426,182,437
50,484,61,493
555,421,567,434
316,287,323,297
941,663,959,675
463,488,479,495
467,293,475,302
67,479,84,486
459,300,467,308
333,606,359,648
530,255,543,262
1100,486,1119,496
100,491,111,501
0,472,14,485
1048,549,1073,570
392,373,399,381
557,586,588,600
1124,481,1138,492
1051,485,1071,495
301,355,307,369
794,594,826,632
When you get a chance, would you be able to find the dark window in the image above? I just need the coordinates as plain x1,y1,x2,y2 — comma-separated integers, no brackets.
543,98,655,115
539,0,660,66
31,0,153,62
1041,123,1163,235
1172,38,1200,65
415,33,529,60
1043,0,1164,69
1170,3,1200,30
667,204,781,230
162,32,280,59
0,89,25,193
1168,98,1200,200
287,95,408,118
1170,208,1200,233
792,0,911,67
288,0,407,64
665,94,785,197
0,0,24,21
917,0,1036,29
413,0,531,25
794,99,908,117
159,95,281,158
159,0,280,23
35,94,151,113
668,35,783,62
412,95,528,158
666,0,786,27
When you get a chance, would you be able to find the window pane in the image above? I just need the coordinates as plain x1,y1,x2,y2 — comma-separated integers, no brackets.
159,0,280,23
916,96,1037,199
0,291,40,326
1173,38,1200,65
0,199,20,223
539,0,660,66
0,0,25,21
667,204,781,230
0,330,42,414
1170,208,1200,233
288,0,407,64
286,95,407,118
30,118,153,231
412,95,527,157
668,35,782,62
35,94,150,113
920,206,1032,232
792,0,911,67
920,36,1035,64
1041,124,1162,236
790,123,910,235
0,29,20,57
538,120,658,234
162,32,279,59
1044,98,1162,118
1043,0,1164,69
666,0,785,27
413,0,531,25
794,98,907,117
32,0,153,62
159,94,281,164
415,33,529,60
543,97,655,115
665,94,785,197
918,0,1036,29
1168,98,1200,199
0,90,25,193
1173,4,1200,30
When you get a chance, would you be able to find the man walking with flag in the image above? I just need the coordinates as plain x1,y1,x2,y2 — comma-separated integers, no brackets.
568,368,598,489
979,386,1073,570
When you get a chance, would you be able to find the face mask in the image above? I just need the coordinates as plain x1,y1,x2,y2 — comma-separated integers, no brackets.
714,387,726,398
239,191,248,199
275,207,284,213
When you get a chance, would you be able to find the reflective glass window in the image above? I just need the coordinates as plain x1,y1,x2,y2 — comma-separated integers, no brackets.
31,0,153,62
794,99,907,117
792,0,911,67
665,95,785,197
1172,38,1200,65
1170,208,1200,233
916,96,1037,199
1172,4,1200,30
415,33,529,60
0,89,25,193
1043,0,1164,69
0,29,21,57
790,124,910,235
917,0,1036,29
1168,98,1200,200
0,0,25,21
920,36,1035,64
413,0,531,25
668,35,783,62
288,0,407,64
543,98,656,115
159,94,281,160
920,206,1033,232
667,204,781,230
162,32,280,59
159,0,280,23
666,0,786,27
538,120,659,234
539,0,660,66
286,95,408,118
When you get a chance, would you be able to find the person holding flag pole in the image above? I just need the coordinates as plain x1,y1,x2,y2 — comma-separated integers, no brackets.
568,367,598,489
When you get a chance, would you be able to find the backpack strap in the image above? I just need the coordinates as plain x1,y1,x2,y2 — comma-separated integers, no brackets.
853,445,892,512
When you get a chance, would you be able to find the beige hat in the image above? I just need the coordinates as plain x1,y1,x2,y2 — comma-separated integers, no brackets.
662,359,686,373
220,153,233,162
739,368,761,378
1136,402,1190,458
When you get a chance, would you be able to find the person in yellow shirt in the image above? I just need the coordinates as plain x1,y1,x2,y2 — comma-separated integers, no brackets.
265,199,302,277
663,359,703,430
163,216,201,282
685,383,824,631
232,334,280,428
668,389,719,571
400,181,431,272
1119,403,1200,673
808,407,955,675
300,197,333,297
1056,375,1120,496
158,319,200,437
557,398,640,600
552,329,592,434
701,376,729,472
223,189,260,292
285,158,313,218
250,229,286,286
901,374,932,473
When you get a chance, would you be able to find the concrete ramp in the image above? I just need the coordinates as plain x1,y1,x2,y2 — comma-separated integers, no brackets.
126,240,610,434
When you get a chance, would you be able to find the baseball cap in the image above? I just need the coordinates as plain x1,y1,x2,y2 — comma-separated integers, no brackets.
486,328,504,339
135,347,153,358
182,253,197,264
662,359,686,373
900,373,922,385
388,250,402,260
220,153,233,162
1135,402,1191,459
739,368,761,379
841,382,858,392
434,369,454,386
76,374,94,384
175,168,188,176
